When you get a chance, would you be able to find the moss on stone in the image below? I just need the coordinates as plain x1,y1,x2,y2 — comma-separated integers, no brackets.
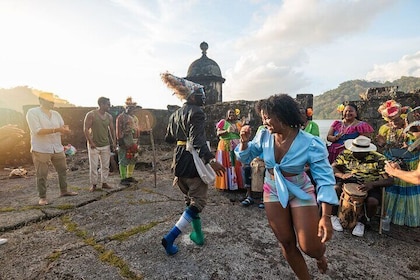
110,221,159,241
60,215,144,280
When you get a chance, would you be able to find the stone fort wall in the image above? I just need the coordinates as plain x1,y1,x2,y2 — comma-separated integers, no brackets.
1,89,419,166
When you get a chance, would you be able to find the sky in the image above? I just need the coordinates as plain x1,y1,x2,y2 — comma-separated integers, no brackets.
1,0,419,109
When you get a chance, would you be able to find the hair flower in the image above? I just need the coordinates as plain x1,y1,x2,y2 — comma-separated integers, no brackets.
386,100,394,108
337,104,345,113
235,109,240,116
378,99,402,121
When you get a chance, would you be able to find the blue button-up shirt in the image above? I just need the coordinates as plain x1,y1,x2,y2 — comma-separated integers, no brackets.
235,128,338,208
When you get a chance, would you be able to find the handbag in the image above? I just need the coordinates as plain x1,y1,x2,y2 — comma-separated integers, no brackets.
186,140,216,185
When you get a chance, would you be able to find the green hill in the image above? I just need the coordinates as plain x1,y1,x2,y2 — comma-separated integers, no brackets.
314,76,420,119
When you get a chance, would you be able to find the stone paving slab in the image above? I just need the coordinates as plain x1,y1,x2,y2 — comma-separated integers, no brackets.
0,158,419,280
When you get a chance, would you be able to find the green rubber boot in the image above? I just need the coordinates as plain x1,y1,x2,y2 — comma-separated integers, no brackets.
119,165,127,179
190,217,204,246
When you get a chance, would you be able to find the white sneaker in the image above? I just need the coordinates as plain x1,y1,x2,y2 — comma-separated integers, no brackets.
331,215,343,232
352,222,365,237
0,238,8,245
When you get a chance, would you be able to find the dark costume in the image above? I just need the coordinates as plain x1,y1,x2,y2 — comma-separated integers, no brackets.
161,72,217,255
116,97,140,185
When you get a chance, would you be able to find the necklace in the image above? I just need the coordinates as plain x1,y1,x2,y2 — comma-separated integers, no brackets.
278,130,292,145
228,121,238,133
387,127,404,148
343,119,356,127
339,119,357,135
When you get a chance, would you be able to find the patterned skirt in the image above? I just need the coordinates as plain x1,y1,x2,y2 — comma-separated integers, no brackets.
385,153,420,227
214,139,243,190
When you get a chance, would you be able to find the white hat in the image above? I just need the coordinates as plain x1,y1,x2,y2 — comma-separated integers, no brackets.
344,136,377,152
403,106,420,133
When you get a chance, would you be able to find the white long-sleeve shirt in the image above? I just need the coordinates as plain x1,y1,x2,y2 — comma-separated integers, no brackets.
26,107,65,153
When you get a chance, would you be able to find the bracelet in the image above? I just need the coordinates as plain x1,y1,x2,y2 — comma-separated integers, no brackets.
209,158,217,164
322,214,332,218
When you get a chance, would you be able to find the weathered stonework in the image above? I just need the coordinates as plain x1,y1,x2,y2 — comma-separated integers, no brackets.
1,89,419,166
185,42,225,105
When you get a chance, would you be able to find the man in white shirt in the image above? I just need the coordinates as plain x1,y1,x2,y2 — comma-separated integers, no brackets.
26,93,78,206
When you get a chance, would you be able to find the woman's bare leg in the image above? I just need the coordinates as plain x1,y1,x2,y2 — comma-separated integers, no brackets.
292,205,328,274
265,202,311,280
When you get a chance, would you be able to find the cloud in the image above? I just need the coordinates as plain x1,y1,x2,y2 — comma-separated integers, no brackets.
224,0,397,101
366,50,420,82
0,0,413,110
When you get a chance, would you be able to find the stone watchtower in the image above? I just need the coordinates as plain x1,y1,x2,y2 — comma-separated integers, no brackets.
185,42,225,105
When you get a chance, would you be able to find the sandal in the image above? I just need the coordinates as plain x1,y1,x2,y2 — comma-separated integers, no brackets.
241,197,254,207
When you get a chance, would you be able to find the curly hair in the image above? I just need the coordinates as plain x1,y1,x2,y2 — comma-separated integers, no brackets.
260,94,304,128
254,99,266,116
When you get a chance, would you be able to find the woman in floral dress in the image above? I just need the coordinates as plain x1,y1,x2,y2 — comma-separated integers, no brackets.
378,101,419,227
214,109,244,190
326,103,374,163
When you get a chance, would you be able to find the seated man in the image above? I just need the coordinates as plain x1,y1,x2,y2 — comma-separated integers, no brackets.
241,125,265,208
330,136,393,237
241,157,265,209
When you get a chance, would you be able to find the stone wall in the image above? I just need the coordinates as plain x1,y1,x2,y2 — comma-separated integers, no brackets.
1,90,419,166
342,88,420,131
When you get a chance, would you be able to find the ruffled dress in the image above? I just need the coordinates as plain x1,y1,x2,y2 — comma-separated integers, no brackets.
327,120,374,163
214,119,243,190
378,124,420,227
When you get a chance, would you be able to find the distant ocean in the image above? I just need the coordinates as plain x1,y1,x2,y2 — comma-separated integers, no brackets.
313,119,335,142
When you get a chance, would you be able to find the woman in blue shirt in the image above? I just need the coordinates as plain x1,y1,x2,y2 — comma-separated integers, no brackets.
235,95,338,279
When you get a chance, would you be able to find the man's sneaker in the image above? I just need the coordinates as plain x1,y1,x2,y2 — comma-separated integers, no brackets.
241,197,254,207
331,215,343,232
0,238,8,245
352,222,365,237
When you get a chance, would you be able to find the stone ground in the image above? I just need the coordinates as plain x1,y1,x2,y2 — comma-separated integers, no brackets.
0,146,419,280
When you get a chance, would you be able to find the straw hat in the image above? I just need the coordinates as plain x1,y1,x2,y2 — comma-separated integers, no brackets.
344,136,377,152
39,92,55,102
124,97,137,108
